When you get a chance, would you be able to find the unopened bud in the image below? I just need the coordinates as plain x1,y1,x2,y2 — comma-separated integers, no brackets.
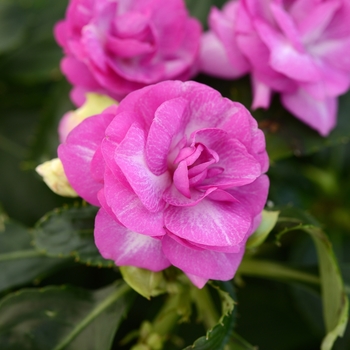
59,93,118,142
36,158,77,197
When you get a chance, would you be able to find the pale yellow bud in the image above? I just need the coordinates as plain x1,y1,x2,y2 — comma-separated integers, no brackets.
35,158,78,197
59,93,118,142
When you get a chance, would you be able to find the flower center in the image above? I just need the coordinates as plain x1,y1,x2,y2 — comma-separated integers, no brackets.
172,143,223,198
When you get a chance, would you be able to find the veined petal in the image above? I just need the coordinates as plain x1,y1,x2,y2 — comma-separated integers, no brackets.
164,198,251,247
58,113,114,206
162,235,246,280
95,208,170,271
146,97,189,175
104,168,166,236
281,88,337,136
115,123,171,212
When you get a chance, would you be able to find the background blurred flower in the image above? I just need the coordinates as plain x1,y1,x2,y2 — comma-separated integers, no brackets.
55,0,202,106
58,80,269,288
201,0,350,136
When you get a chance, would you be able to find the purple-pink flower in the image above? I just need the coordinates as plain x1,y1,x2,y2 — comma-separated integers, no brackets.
55,0,201,106
58,81,269,288
200,0,350,136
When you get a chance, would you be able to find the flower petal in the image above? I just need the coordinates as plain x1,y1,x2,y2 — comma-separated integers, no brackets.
162,234,246,280
164,198,251,247
115,123,171,212
95,208,170,271
58,113,114,206
104,168,166,236
281,88,337,136
146,97,189,175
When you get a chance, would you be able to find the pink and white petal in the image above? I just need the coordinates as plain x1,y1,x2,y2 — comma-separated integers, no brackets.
200,31,244,79
61,56,101,90
101,111,142,177
298,1,341,44
192,131,261,188
95,208,170,271
226,175,269,217
162,235,246,280
310,38,350,71
209,5,250,74
253,20,320,82
164,198,252,247
104,168,166,236
54,21,68,51
130,81,185,130
163,184,217,207
146,97,189,175
251,75,272,109
115,123,171,212
270,3,304,51
58,113,114,206
281,89,337,136
185,273,208,289
106,35,154,58
82,24,108,72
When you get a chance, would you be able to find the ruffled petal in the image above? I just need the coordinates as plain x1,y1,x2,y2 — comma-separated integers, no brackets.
115,123,171,212
95,208,170,270
162,234,246,280
58,113,114,206
281,88,337,136
104,168,166,236
164,198,251,247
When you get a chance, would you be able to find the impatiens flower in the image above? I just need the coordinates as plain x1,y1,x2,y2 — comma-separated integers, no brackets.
58,81,269,288
200,0,350,136
55,0,202,106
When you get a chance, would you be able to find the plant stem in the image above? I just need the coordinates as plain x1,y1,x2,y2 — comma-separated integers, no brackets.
238,259,321,285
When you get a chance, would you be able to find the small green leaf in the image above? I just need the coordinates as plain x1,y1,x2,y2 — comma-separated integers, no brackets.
183,282,236,350
246,210,279,249
120,266,166,299
34,205,114,267
0,215,66,292
0,281,133,350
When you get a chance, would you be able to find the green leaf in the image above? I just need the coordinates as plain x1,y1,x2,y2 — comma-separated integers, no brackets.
227,332,257,350
0,281,133,350
305,227,349,350
246,210,280,249
0,214,66,292
34,205,114,267
119,266,166,299
183,282,236,350
276,210,349,350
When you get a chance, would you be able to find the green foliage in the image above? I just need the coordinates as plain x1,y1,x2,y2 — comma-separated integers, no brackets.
0,281,133,350
34,205,114,267
183,282,237,350
0,215,66,292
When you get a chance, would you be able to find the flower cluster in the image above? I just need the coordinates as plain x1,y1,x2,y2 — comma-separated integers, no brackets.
200,0,350,136
58,81,269,288
55,0,201,106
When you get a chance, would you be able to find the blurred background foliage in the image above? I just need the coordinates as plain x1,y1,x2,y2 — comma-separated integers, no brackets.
0,0,350,349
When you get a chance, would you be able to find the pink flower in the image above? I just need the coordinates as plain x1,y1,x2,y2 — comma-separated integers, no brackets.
200,0,350,136
55,0,202,106
58,81,269,288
